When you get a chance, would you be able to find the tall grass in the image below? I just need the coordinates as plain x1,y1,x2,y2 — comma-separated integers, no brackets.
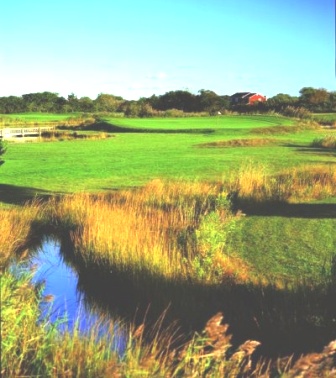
1,269,122,377
3,271,336,377
48,180,233,282
228,161,336,204
0,201,44,268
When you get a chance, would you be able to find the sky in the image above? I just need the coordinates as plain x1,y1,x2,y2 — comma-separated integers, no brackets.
0,0,334,100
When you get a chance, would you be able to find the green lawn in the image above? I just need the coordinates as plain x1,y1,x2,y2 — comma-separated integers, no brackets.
1,114,333,193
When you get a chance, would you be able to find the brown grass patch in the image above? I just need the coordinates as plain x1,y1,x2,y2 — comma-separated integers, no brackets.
197,138,277,148
252,120,320,135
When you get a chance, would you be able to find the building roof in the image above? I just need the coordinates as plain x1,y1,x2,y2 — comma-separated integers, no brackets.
231,92,258,98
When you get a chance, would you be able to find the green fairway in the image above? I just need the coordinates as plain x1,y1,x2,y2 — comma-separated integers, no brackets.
0,114,332,194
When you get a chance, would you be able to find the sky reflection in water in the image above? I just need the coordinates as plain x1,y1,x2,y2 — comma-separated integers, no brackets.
30,238,127,354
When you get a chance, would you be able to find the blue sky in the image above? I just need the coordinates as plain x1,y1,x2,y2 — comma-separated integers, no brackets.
0,0,334,99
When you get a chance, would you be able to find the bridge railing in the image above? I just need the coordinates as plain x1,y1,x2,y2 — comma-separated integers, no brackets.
0,126,55,139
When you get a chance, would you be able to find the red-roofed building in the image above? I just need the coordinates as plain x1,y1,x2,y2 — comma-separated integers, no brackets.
231,92,267,105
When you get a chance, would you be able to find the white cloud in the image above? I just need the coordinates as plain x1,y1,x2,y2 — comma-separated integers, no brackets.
147,72,168,81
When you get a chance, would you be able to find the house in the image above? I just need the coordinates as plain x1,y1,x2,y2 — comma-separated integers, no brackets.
230,92,267,105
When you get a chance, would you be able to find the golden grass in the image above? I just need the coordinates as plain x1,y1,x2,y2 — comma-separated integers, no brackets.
0,201,44,268
228,162,336,203
50,180,226,281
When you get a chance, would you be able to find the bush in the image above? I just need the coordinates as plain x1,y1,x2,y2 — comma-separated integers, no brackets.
280,105,312,119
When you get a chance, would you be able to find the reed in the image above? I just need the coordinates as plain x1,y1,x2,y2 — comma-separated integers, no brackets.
49,180,231,282
3,273,335,378
0,201,44,268
1,269,121,377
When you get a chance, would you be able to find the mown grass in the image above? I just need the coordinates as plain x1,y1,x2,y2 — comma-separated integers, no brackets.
0,115,334,196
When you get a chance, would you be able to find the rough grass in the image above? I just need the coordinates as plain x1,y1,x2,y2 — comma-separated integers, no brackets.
227,161,336,203
251,120,320,135
196,138,277,148
311,135,336,149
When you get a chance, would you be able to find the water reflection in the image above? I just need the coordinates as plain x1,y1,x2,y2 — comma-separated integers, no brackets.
30,238,127,354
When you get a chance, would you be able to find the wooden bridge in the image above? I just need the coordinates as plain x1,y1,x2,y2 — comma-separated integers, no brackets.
0,126,55,139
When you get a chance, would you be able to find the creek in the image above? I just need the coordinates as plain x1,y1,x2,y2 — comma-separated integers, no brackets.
25,237,128,354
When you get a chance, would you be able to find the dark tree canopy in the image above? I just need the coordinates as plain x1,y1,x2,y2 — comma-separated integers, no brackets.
0,87,335,115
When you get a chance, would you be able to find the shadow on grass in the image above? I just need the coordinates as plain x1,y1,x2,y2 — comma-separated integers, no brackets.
237,201,336,219
284,143,336,157
0,184,54,205
59,121,216,135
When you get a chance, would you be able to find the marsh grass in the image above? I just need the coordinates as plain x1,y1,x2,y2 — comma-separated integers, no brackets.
3,173,336,374
48,180,227,281
228,161,336,205
0,200,44,268
3,271,336,377
1,269,122,377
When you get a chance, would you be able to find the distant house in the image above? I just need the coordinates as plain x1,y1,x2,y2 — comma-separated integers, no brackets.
230,92,267,105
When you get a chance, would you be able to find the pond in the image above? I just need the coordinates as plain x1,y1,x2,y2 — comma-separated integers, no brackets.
25,237,128,354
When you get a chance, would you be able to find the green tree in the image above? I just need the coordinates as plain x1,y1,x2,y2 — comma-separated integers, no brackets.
0,96,24,113
78,97,94,112
67,93,79,112
22,92,59,112
267,93,298,107
299,87,330,111
94,93,124,112
153,90,198,112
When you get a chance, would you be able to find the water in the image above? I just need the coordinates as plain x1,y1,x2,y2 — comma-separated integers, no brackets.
28,238,127,354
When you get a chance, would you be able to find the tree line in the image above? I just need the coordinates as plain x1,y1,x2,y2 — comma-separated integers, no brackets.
0,87,335,116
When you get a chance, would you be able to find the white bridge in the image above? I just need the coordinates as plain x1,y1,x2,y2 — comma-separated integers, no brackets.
0,126,55,139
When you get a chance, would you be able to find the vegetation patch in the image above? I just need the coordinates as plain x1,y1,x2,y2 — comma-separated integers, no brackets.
196,138,277,148
252,120,320,135
41,130,113,141
227,161,336,204
311,135,336,149
0,113,96,128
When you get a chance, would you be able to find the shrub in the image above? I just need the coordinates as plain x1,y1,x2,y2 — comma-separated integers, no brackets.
280,105,312,119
